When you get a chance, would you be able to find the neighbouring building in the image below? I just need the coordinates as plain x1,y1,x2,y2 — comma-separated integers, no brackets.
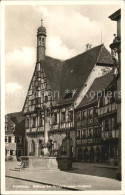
5,112,25,160
75,69,119,165
109,9,121,178
22,20,114,160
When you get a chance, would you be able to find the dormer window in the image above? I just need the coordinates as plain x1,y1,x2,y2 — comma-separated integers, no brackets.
64,92,73,99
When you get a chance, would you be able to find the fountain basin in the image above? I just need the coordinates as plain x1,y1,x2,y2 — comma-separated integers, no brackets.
20,156,72,170
20,156,58,170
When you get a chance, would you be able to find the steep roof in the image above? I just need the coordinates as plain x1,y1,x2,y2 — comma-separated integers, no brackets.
59,44,113,105
77,69,115,109
97,46,114,65
109,9,121,21
6,112,25,135
5,115,15,135
22,44,114,111
42,56,63,92
41,45,113,104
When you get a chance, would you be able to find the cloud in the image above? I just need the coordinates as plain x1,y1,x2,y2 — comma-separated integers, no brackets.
47,36,76,60
5,5,120,113
6,82,23,93
34,5,103,58
6,46,36,67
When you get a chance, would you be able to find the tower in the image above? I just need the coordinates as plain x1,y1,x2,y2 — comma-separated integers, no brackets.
37,19,46,62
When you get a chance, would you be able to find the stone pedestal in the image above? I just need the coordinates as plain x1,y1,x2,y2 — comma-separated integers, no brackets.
57,157,72,170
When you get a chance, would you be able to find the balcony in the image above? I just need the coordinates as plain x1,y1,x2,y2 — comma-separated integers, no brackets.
101,129,119,140
98,103,117,117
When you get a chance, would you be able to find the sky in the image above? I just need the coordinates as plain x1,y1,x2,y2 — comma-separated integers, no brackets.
5,4,121,114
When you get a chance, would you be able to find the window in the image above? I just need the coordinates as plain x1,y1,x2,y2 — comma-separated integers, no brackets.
99,97,103,107
82,110,87,120
26,118,30,129
104,119,109,131
83,129,87,139
104,96,109,105
94,127,98,138
102,121,104,131
42,37,44,42
76,112,81,122
28,101,31,106
8,136,11,143
88,108,93,118
112,117,117,129
45,96,48,102
5,124,8,131
5,136,7,142
109,118,112,130
61,112,65,122
32,117,36,128
77,130,81,139
68,111,73,122
88,128,93,138
52,113,57,125
16,137,22,144
36,97,41,104
39,116,43,127
38,37,41,46
64,92,73,99
94,107,98,116
10,150,13,155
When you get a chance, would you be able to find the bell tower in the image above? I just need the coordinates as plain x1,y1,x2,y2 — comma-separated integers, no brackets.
37,19,46,62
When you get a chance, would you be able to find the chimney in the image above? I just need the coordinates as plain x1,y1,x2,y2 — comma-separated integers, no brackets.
86,43,92,51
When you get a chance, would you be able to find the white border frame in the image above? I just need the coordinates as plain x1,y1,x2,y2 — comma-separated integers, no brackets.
1,0,125,194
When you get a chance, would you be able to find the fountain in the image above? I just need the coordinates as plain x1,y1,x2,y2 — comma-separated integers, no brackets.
20,112,72,170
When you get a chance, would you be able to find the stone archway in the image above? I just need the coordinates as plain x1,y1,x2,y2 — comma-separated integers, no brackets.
90,146,94,163
84,147,89,162
78,148,82,162
95,147,100,163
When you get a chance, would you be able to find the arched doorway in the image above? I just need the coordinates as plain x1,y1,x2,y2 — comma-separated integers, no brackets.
95,147,100,163
84,147,89,162
30,140,35,155
78,148,82,162
90,147,94,163
101,145,108,163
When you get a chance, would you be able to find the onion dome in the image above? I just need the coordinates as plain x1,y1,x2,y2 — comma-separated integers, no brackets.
37,19,46,36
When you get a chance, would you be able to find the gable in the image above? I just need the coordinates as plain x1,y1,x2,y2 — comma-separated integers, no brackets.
23,62,53,114
77,69,115,108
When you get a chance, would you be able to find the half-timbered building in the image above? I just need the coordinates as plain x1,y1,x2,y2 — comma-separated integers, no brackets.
22,20,114,160
75,70,119,165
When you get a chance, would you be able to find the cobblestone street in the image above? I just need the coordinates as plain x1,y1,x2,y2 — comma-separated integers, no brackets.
5,161,121,191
